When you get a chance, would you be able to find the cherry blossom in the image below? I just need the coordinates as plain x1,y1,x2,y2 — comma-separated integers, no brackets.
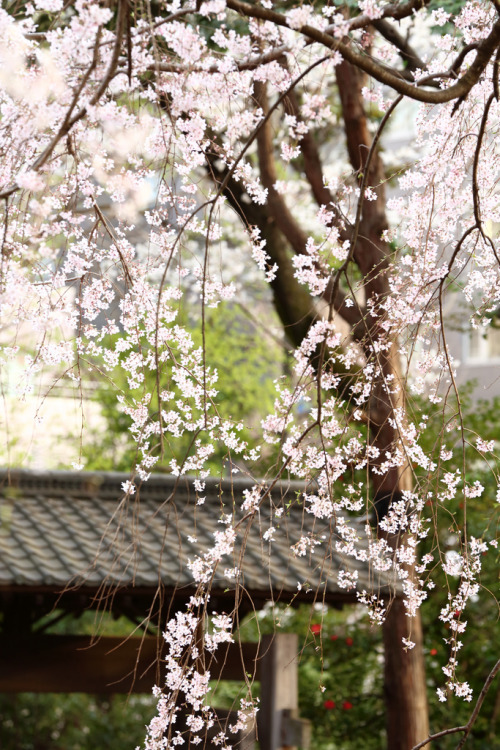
1,1,499,747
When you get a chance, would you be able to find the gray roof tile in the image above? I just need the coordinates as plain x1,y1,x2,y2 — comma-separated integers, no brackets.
0,470,401,600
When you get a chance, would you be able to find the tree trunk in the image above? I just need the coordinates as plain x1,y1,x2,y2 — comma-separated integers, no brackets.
383,602,429,749
335,59,430,749
213,53,431,750
372,447,430,749
370,365,429,749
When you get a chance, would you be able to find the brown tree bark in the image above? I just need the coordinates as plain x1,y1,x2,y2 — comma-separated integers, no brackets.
383,600,430,749
336,60,429,748
209,58,430,749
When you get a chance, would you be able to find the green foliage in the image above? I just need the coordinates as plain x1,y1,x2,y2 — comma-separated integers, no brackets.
428,0,467,16
83,303,284,474
210,603,385,750
0,693,155,750
259,605,386,750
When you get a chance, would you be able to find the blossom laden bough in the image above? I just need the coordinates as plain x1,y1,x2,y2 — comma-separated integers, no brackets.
0,1,499,748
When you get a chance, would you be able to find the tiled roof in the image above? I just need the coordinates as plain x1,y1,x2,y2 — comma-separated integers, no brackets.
0,470,399,603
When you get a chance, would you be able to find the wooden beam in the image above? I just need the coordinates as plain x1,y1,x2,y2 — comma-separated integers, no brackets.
0,635,163,693
0,635,263,694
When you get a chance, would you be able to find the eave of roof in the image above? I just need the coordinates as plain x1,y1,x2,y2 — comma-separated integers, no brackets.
0,469,401,604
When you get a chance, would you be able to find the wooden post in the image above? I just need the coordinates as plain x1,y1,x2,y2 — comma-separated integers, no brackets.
258,633,299,750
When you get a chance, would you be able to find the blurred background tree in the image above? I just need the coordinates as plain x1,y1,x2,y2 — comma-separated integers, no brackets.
82,302,285,476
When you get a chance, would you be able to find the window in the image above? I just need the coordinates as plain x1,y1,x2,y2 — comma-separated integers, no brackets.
465,324,500,363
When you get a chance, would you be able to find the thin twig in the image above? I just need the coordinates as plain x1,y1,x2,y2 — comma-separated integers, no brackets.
455,659,500,749
412,724,468,750
411,658,500,750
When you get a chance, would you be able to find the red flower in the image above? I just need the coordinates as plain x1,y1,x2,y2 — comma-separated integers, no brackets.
345,637,353,646
311,624,321,634
323,699,336,710
455,610,461,618
330,634,338,641
342,701,353,710
430,648,438,656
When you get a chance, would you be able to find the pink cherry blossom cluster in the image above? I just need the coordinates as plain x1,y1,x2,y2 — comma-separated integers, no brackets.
0,1,499,744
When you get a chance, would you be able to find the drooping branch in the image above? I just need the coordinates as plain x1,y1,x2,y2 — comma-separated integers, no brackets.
336,61,389,279
348,0,432,30
226,0,500,104
284,90,353,235
373,18,428,74
144,46,288,74
210,190,363,349
207,122,367,342
256,83,371,334
253,81,308,256
411,658,500,750
323,280,367,335
205,153,317,348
